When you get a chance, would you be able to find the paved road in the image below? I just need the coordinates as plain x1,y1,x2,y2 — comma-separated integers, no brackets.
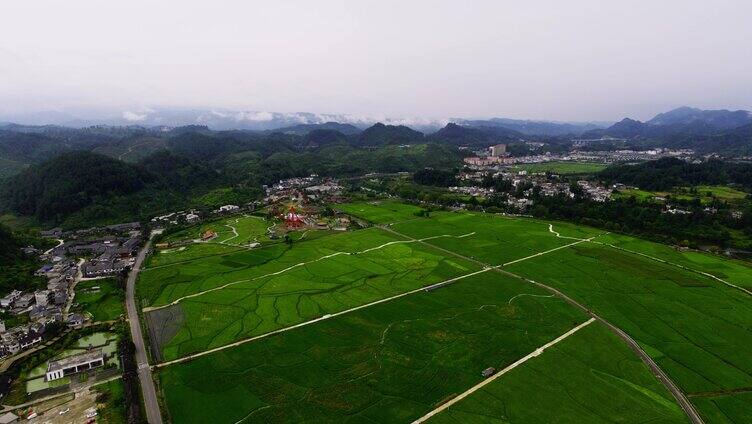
126,234,163,424
383,225,705,424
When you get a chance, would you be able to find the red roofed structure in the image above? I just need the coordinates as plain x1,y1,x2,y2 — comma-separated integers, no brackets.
284,205,304,228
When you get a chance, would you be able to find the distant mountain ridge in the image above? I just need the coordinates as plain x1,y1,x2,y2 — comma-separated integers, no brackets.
0,107,610,135
582,106,752,142
357,123,424,146
428,123,523,146
271,122,361,136
455,118,605,136
647,106,751,129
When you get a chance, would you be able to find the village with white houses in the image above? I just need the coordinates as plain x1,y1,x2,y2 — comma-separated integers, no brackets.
0,223,143,362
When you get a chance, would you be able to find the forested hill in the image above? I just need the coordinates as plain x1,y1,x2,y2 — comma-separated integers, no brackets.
0,224,22,265
598,157,752,191
1,151,155,223
580,107,752,153
0,126,464,227
0,224,46,293
428,123,522,147
356,123,424,146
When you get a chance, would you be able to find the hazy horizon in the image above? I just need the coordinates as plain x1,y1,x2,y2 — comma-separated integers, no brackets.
2,0,751,123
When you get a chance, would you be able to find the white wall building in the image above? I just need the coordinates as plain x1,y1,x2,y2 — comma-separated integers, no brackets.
46,349,105,381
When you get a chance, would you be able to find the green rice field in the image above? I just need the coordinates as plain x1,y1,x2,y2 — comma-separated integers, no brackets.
428,322,688,423
505,242,752,421
390,212,603,265
142,201,752,423
157,272,588,423
144,228,481,360
335,200,425,224
596,232,752,289
146,242,243,268
692,392,752,424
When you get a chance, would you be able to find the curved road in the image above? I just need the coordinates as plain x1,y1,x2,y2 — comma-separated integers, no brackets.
381,225,704,424
126,234,163,424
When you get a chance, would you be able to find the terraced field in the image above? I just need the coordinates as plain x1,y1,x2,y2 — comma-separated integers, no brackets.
141,202,752,423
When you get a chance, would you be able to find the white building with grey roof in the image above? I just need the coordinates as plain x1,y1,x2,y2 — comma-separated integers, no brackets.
46,348,105,381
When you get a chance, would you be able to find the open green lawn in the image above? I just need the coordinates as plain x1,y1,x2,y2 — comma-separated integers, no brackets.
74,278,125,321
508,161,608,175
158,272,589,423
428,322,688,424
336,200,425,224
162,214,271,246
147,214,274,268
144,227,481,360
505,243,752,415
216,214,270,245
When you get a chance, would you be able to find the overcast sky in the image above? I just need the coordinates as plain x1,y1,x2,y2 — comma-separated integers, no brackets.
1,0,750,122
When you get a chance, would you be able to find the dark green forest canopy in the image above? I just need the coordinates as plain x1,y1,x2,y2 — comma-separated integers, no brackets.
0,224,45,293
0,126,464,227
1,151,152,222
599,158,752,191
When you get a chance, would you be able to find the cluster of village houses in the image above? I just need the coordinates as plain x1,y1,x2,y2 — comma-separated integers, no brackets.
0,223,142,360
263,175,345,204
150,204,251,227
455,169,613,210
463,144,694,167
149,177,349,250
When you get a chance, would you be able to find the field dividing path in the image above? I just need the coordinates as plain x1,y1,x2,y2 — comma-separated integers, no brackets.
144,232,477,312
155,264,495,368
547,223,750,297
412,318,596,424
594,240,752,297
126,233,163,424
152,228,607,366
43,238,64,255
220,221,240,244
385,224,704,424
